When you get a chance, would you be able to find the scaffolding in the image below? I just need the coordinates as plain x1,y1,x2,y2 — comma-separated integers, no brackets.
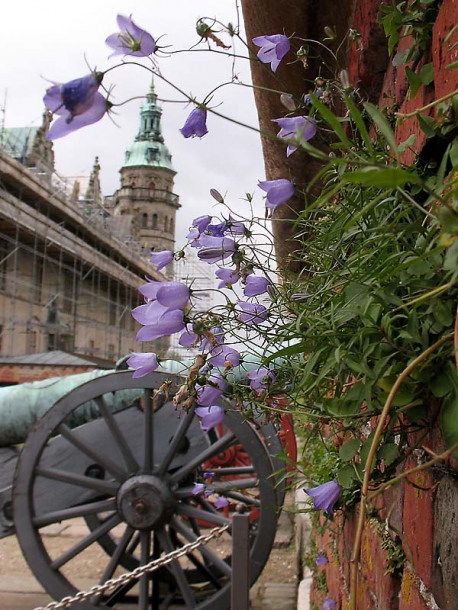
0,139,167,363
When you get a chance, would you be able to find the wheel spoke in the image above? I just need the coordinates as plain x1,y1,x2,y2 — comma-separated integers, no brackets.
169,432,237,484
156,528,197,608
94,396,140,473
224,491,261,506
35,466,118,494
157,405,197,477
209,466,255,476
33,499,117,528
57,423,126,481
139,530,151,610
98,525,136,585
143,389,154,473
50,513,121,570
176,503,231,526
211,477,259,493
170,516,232,577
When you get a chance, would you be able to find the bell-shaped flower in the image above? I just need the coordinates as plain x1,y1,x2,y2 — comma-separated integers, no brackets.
106,14,156,58
224,216,246,236
192,482,206,495
316,553,328,566
196,372,227,406
126,352,159,378
216,267,240,289
258,179,295,211
44,73,108,140
206,221,227,237
214,496,229,509
243,275,269,297
132,300,169,325
208,345,240,368
200,326,224,353
180,107,208,138
192,215,212,233
237,302,268,326
150,250,173,271
305,481,342,515
197,235,236,264
322,600,337,610
273,116,317,156
252,34,290,72
136,308,185,342
179,324,200,348
247,367,276,394
139,281,189,309
195,405,225,431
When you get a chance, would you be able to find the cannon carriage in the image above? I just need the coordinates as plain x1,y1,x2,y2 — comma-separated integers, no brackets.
0,365,294,609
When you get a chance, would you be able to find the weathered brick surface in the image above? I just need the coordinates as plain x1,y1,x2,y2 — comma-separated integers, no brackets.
305,1,458,607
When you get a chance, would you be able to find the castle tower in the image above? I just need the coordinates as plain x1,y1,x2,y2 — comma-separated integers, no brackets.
112,79,180,263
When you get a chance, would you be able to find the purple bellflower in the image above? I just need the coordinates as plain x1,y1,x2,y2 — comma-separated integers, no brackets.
316,553,328,566
106,14,156,58
252,34,290,72
179,324,200,348
243,275,269,297
192,482,206,495
216,267,240,289
214,496,229,509
180,107,208,138
136,308,185,342
139,280,189,309
150,250,173,271
192,215,212,233
206,221,227,237
44,73,108,140
132,300,170,325
247,367,276,394
126,352,159,378
195,405,225,431
322,600,337,610
305,481,342,515
196,372,227,406
258,179,295,211
273,116,317,156
197,235,236,264
208,345,241,368
237,302,268,326
224,216,246,236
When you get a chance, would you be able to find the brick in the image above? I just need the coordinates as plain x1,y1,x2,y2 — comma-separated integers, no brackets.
432,0,458,101
402,462,435,589
399,565,440,610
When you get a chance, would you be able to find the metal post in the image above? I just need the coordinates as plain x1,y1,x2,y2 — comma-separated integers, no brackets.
231,506,250,610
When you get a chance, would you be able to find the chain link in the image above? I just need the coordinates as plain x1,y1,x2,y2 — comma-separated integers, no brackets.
33,524,229,610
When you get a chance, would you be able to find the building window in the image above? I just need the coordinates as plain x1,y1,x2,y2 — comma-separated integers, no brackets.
108,343,115,360
0,325,3,354
149,181,156,190
164,216,168,232
169,218,174,233
152,214,158,230
47,333,56,351
142,213,148,228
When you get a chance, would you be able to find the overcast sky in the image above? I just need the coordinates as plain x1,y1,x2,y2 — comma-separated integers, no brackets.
2,1,267,244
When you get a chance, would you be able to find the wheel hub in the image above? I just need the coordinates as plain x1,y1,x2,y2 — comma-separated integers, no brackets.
117,475,176,530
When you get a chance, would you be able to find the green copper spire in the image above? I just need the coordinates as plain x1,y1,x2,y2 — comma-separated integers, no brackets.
122,79,175,172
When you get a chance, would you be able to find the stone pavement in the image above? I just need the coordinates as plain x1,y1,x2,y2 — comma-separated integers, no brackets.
0,505,300,610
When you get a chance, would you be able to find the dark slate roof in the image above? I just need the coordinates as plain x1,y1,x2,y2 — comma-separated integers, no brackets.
0,350,113,368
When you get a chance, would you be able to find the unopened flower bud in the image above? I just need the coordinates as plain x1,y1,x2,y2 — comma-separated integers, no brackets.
210,188,224,203
339,69,351,90
280,93,296,111
324,26,336,40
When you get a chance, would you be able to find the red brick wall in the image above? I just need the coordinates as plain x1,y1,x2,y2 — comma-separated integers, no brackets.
309,1,458,608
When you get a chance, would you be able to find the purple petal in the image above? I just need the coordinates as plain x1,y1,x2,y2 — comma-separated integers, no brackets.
179,324,200,348
156,282,189,309
150,250,173,271
247,367,276,394
180,108,208,138
208,345,240,367
131,300,169,325
192,483,206,495
322,600,337,610
237,302,268,325
258,179,295,210
243,276,269,297
216,267,240,288
305,481,342,515
136,309,185,341
214,496,229,509
127,352,159,378
316,553,328,566
46,93,107,141
195,405,225,431
192,215,212,232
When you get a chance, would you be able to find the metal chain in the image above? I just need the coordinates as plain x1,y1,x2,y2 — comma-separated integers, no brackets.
33,524,229,610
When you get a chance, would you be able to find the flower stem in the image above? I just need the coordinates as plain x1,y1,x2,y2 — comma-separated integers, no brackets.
349,332,453,610
395,88,458,118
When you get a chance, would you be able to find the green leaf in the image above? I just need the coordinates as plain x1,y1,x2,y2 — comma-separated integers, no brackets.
444,240,458,272
310,93,353,149
418,113,437,138
363,103,399,158
393,48,412,66
440,391,458,454
420,63,434,85
337,464,358,489
449,138,458,169
377,443,399,466
398,134,416,154
339,438,361,462
406,66,422,99
342,167,419,187
345,95,374,156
